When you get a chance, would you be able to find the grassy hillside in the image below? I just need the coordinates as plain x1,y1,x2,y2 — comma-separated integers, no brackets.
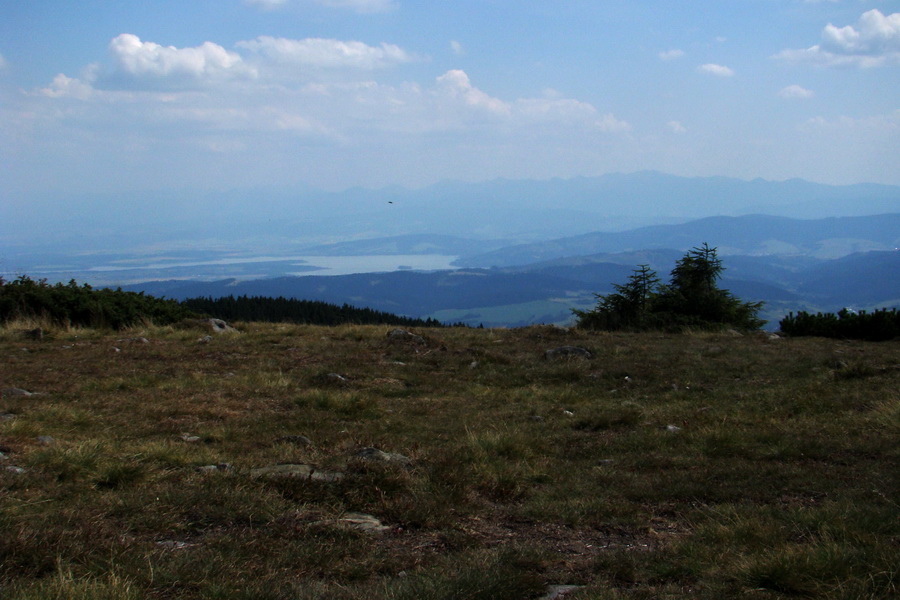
1,321,898,599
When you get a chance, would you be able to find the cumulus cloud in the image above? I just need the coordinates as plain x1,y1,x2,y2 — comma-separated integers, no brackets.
435,69,510,115
312,0,397,13
698,63,735,77
774,9,900,67
237,36,414,69
450,41,464,56
107,34,256,87
668,121,687,134
40,73,94,99
779,84,814,99
659,49,684,61
244,0,288,9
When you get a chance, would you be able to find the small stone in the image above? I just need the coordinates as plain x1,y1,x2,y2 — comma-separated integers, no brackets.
563,410,575,417
198,335,213,344
5,466,26,474
37,435,55,445
112,347,121,353
665,425,682,433
387,328,426,345
355,447,412,467
155,540,196,550
2,388,33,398
0,412,17,421
196,463,232,473
597,459,615,465
327,373,348,382
541,584,584,599
274,435,313,446
544,346,593,360
180,433,201,443
337,512,390,534
251,463,344,482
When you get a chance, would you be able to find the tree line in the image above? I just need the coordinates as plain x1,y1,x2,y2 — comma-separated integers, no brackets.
0,276,442,330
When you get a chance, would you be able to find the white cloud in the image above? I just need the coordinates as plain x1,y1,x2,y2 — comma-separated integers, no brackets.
40,73,94,99
698,63,735,77
774,9,900,68
450,41,464,56
311,0,397,13
107,34,256,87
0,53,7,70
237,36,414,69
779,84,814,99
659,49,684,61
244,0,288,9
435,69,510,115
668,121,687,134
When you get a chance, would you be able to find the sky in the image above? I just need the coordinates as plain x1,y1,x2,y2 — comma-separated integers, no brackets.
1,0,899,197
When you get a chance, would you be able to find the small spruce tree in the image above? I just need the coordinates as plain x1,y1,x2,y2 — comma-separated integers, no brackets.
574,243,765,332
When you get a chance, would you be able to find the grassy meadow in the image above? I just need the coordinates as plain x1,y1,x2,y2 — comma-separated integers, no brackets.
1,320,898,599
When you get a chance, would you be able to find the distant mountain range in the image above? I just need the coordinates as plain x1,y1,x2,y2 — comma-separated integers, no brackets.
123,214,900,329
5,171,898,329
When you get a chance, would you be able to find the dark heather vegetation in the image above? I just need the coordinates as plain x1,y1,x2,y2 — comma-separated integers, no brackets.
574,244,765,332
181,295,443,328
780,308,900,342
1,318,898,599
0,276,193,330
0,276,442,331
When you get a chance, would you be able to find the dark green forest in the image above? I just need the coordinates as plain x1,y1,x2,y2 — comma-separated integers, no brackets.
0,276,442,330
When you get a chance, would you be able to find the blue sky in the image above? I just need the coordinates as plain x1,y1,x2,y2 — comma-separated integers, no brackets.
2,0,899,196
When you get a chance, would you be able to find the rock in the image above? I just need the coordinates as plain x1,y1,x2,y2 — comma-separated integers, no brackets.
198,335,213,344
544,346,593,360
251,463,344,482
768,333,781,341
180,433,201,443
355,447,412,467
274,435,313,447
563,410,575,417
36,435,55,445
336,512,390,534
5,465,26,474
665,425,682,433
156,540,196,550
196,463,232,473
326,373,348,383
208,319,236,334
0,412,17,421
2,388,33,398
541,584,584,599
387,328,426,345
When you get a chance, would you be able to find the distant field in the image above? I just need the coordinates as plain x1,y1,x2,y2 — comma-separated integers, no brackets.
1,322,898,599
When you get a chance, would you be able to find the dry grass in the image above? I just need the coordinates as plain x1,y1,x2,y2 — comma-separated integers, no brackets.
1,321,898,599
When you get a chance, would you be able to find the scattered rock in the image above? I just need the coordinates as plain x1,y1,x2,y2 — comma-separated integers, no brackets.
386,328,426,345
469,361,479,369
250,463,344,482
355,447,412,467
767,333,781,341
336,512,390,534
274,435,313,447
0,452,8,461
198,335,213,344
180,433,201,443
327,373,348,383
0,412,17,421
5,466,26,474
597,459,615,465
156,540,196,550
36,435,55,445
726,329,743,337
665,425,682,433
541,584,584,599
2,388,33,398
195,463,232,473
209,318,236,334
563,410,575,417
544,346,593,360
